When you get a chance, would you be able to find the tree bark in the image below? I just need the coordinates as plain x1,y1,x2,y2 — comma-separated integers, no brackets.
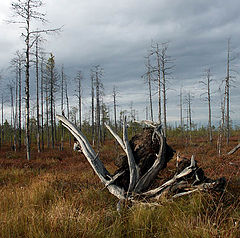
35,36,40,152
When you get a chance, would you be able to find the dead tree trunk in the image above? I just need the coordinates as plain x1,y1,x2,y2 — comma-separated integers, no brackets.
146,55,154,122
75,71,83,130
226,39,230,145
40,56,44,151
35,35,41,153
45,83,49,149
91,71,95,145
57,115,226,207
65,78,71,147
60,65,64,151
113,86,118,132
18,53,22,150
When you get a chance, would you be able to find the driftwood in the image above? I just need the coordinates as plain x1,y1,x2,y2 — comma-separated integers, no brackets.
56,115,226,205
227,143,240,155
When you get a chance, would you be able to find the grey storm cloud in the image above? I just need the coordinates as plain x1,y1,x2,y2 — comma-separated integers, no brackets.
0,0,240,124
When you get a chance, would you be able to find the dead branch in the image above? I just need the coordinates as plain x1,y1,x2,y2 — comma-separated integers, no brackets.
227,143,240,155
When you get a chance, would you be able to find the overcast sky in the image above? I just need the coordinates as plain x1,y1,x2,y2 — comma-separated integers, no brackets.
0,0,240,126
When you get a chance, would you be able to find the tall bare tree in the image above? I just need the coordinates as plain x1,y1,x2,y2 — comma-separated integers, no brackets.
185,92,193,143
92,65,103,150
60,65,65,150
8,83,15,150
40,55,45,150
179,87,183,130
151,42,162,124
142,55,154,122
200,69,213,143
10,0,61,160
225,39,231,145
34,34,41,152
90,70,95,145
159,42,174,137
113,86,118,132
74,71,83,130
65,77,71,147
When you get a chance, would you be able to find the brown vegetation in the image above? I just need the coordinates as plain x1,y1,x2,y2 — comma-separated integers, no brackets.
0,136,239,237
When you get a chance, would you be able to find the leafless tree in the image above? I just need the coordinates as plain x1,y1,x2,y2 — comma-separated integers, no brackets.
217,86,227,156
60,65,65,151
225,39,231,145
74,71,83,130
179,87,183,130
34,34,41,152
113,86,119,132
40,55,45,150
185,92,193,143
8,83,15,150
90,70,95,145
142,55,154,122
200,69,213,143
10,0,61,160
65,76,71,147
151,42,162,124
92,65,103,150
159,42,174,137
10,51,24,150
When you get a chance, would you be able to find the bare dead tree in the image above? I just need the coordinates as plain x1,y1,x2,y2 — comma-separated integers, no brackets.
10,51,24,150
60,65,65,151
10,0,61,160
17,51,23,150
200,69,213,143
179,87,183,130
74,71,83,130
65,77,71,147
159,42,174,137
217,86,226,156
14,66,18,151
90,70,95,145
185,92,193,143
225,39,230,145
35,34,41,152
142,55,154,122
44,69,50,149
92,65,103,150
40,55,45,151
151,42,162,124
8,83,15,150
113,86,118,132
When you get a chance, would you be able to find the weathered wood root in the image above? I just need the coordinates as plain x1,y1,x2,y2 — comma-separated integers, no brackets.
56,115,226,205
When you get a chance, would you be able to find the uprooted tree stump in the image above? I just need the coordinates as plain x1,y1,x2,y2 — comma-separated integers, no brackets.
56,115,226,206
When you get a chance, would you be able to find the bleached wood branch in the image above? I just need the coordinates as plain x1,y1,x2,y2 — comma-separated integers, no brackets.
123,117,139,193
56,114,125,200
227,143,240,155
142,155,197,198
105,123,125,152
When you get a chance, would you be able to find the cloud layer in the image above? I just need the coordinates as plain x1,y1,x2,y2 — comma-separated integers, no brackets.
0,0,240,125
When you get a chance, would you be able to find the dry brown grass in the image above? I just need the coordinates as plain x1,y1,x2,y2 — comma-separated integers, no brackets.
0,137,239,237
